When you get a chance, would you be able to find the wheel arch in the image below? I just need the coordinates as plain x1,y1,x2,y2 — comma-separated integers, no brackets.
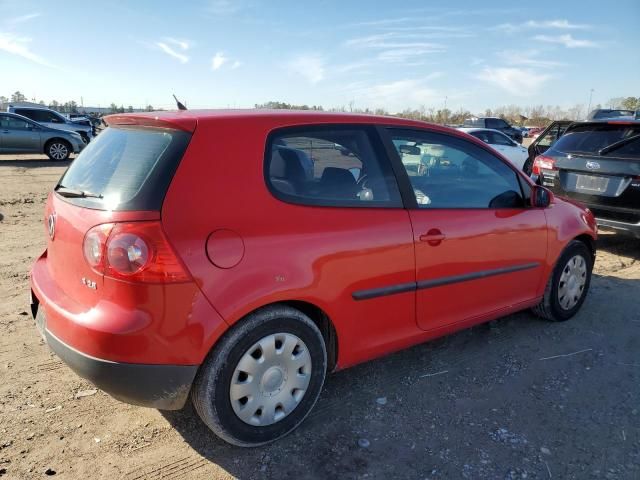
213,300,339,373
574,233,596,262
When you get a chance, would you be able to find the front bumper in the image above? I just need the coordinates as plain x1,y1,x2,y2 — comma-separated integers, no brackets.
32,298,197,410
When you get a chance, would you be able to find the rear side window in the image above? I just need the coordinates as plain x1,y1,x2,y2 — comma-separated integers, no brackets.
552,124,640,159
57,126,191,211
265,126,402,207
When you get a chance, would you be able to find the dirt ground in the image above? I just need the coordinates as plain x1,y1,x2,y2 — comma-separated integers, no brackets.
1,155,638,479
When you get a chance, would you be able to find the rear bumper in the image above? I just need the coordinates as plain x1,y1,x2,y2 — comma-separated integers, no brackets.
33,300,197,409
595,217,640,238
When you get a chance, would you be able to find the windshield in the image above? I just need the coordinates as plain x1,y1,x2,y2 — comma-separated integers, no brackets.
57,126,191,210
551,124,640,159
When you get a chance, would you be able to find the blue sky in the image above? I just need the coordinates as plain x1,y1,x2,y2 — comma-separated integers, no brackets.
0,0,638,113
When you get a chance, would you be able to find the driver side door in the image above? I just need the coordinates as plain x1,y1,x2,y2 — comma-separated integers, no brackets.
382,128,548,331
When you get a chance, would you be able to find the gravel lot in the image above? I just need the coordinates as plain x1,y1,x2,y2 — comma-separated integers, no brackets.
1,154,638,479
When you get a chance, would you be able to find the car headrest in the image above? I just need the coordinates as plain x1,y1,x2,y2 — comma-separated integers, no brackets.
320,167,357,187
270,148,307,183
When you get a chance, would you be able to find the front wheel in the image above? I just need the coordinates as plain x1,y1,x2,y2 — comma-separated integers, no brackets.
46,140,71,161
191,305,327,447
532,240,593,321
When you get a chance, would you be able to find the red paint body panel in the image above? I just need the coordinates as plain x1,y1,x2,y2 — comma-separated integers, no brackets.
410,208,548,330
31,110,597,377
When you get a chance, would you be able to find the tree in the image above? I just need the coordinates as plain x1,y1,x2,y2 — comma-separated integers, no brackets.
145,105,154,112
0,95,8,106
11,91,26,103
620,96,640,110
127,105,134,113
109,103,119,114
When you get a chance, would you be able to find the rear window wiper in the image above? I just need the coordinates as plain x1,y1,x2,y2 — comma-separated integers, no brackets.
55,185,103,199
598,133,640,155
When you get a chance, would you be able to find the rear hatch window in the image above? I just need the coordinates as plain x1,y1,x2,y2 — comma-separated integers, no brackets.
57,126,191,210
552,124,640,159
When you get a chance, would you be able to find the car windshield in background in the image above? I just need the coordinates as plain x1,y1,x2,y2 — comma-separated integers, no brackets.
57,126,191,211
551,124,640,159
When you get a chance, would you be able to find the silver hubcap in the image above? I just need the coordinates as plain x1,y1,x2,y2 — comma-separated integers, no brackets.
230,333,312,426
50,143,68,160
558,254,587,310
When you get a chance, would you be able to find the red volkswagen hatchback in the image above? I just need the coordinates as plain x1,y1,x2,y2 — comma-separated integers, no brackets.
30,110,597,446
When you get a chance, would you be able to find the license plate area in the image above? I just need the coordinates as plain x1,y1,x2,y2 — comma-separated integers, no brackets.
575,174,609,193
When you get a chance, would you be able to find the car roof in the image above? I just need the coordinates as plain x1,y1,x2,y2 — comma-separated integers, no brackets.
457,127,509,136
105,109,456,134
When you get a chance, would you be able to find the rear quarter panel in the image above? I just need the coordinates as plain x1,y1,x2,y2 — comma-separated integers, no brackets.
161,116,419,368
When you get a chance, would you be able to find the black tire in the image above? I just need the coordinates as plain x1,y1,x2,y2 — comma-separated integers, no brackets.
532,240,593,321
191,305,327,447
45,139,71,161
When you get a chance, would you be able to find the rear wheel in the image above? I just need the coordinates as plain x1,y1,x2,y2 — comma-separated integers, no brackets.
191,305,327,447
45,140,71,161
532,240,593,321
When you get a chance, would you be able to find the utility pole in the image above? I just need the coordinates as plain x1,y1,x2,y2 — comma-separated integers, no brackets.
587,88,594,117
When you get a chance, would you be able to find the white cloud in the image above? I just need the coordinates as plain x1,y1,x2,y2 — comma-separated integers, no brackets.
476,67,552,95
534,34,599,48
231,60,242,69
349,78,443,111
0,32,53,67
156,41,189,63
211,51,228,70
494,19,590,33
164,37,189,50
345,33,444,64
498,49,564,68
7,13,40,24
287,54,325,84
207,0,241,15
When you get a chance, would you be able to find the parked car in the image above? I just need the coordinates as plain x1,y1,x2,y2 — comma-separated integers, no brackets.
523,121,573,175
457,127,529,170
463,117,523,143
587,109,636,120
532,119,640,238
0,112,85,160
7,105,94,143
30,110,597,447
527,127,544,139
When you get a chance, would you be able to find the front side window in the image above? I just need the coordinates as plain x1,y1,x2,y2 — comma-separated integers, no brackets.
266,126,401,207
537,125,560,147
388,129,525,209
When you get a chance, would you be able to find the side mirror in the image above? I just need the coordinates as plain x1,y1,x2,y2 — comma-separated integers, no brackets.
531,185,553,208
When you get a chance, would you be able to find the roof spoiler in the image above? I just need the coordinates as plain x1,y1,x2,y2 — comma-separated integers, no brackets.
103,114,197,132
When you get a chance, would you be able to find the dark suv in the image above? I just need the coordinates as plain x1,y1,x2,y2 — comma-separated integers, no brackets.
532,120,640,237
463,117,523,144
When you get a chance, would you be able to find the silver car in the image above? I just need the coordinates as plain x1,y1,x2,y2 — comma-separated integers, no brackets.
0,112,85,160
7,106,94,143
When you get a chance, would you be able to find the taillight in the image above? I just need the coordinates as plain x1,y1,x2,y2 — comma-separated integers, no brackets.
83,224,113,270
532,155,556,175
82,221,190,283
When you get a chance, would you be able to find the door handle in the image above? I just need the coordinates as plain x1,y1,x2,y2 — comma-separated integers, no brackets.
419,229,446,245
